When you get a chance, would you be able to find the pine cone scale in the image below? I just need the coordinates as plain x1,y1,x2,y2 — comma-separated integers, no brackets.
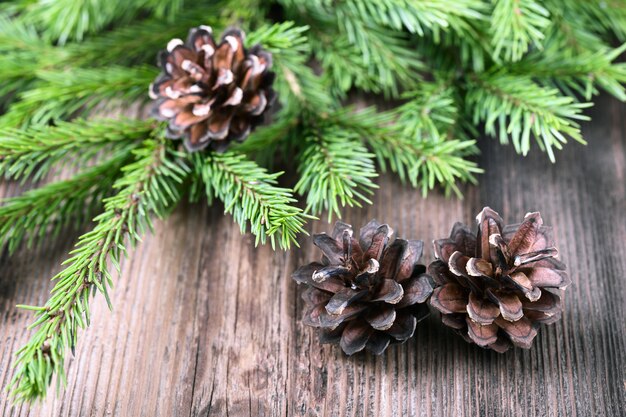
466,318,498,346
466,292,500,324
340,320,373,355
365,305,396,331
430,283,468,314
396,275,433,307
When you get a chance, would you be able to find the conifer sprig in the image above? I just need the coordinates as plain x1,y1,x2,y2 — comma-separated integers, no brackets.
2,0,626,403
295,125,378,220
489,0,551,62
196,151,311,249
0,148,133,254
466,71,592,161
0,67,156,128
8,138,190,402
0,119,155,181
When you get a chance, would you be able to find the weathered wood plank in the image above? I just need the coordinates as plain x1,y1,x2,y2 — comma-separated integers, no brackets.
0,94,624,416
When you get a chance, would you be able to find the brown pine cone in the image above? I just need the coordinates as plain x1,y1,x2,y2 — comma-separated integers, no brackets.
429,207,570,352
150,26,275,152
292,220,433,355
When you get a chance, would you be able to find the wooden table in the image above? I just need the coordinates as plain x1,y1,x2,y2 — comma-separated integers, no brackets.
1,94,625,416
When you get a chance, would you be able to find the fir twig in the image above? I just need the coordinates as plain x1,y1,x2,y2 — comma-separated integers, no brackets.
0,118,155,181
466,71,592,161
0,67,156,128
196,151,311,249
8,138,190,402
295,124,378,220
334,107,482,196
489,0,551,62
0,147,133,254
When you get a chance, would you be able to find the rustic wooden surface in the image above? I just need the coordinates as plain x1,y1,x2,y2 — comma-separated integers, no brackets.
0,94,625,417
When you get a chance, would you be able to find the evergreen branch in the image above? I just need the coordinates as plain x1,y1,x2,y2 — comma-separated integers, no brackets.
0,118,155,181
0,66,156,128
394,82,460,141
332,107,481,196
541,1,608,55
0,6,226,100
17,0,199,44
0,15,50,104
144,0,185,19
245,21,310,56
196,151,310,249
490,0,551,62
324,9,424,97
280,1,425,96
0,13,41,53
465,71,592,161
333,0,487,36
367,131,481,197
294,124,378,220
59,4,226,67
310,28,423,97
0,147,133,254
510,43,626,101
250,23,334,111
8,138,190,403
20,0,141,44
565,0,626,41
232,110,298,167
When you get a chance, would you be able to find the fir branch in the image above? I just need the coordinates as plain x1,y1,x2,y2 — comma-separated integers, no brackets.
394,82,460,141
16,0,199,44
249,23,334,111
541,1,608,55
196,151,310,249
0,13,41,53
0,66,156,128
59,4,226,67
566,0,626,42
0,146,133,254
465,71,592,161
294,124,378,220
333,0,486,36
323,9,424,96
232,110,298,167
490,0,551,62
510,43,626,101
332,107,481,196
0,118,155,181
8,138,190,403
0,15,49,104
20,0,140,44
245,21,310,55
144,0,185,19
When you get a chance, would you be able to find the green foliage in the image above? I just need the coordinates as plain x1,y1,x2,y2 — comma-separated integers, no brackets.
489,0,551,62
0,148,132,254
0,118,155,181
16,0,206,44
2,0,626,403
295,124,378,220
8,139,190,402
0,66,156,128
196,151,311,249
332,107,482,196
466,71,591,161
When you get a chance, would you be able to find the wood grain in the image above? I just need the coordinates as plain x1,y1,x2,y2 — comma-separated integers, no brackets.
0,94,625,416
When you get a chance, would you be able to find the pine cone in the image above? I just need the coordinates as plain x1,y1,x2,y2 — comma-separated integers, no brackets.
150,26,275,152
428,207,570,352
292,220,433,355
